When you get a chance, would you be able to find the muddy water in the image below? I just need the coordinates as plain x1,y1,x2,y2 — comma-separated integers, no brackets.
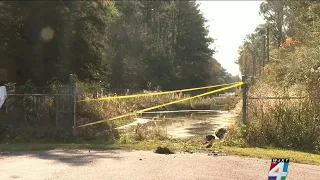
117,110,237,139
165,112,236,138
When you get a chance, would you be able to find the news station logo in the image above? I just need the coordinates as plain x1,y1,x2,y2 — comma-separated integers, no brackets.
268,158,289,180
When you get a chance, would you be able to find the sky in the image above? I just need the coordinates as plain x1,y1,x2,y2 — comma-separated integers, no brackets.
197,1,265,76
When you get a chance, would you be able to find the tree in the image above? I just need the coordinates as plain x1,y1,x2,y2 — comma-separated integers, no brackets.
0,0,233,91
259,1,288,48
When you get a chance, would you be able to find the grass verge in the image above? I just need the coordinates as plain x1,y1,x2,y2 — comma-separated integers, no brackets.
219,146,320,165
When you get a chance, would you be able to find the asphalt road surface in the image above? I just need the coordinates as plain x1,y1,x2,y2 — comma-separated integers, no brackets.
1,149,320,180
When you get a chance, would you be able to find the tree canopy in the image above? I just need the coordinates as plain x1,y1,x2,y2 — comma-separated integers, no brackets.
0,0,237,91
237,1,320,88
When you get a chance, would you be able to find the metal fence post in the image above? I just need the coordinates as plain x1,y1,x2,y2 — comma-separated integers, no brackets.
55,94,59,128
242,75,248,125
69,74,77,136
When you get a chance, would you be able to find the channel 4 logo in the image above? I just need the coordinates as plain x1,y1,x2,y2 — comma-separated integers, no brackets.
268,158,289,180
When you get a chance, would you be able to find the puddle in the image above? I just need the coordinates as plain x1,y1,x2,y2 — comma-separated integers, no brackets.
186,122,220,136
115,118,153,130
117,110,237,139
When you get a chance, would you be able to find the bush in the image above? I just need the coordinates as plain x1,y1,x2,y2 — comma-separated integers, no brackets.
223,123,248,147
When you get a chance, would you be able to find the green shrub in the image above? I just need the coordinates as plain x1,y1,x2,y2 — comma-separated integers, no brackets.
223,124,248,147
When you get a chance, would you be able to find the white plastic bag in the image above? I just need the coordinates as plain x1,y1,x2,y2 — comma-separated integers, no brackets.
0,86,7,109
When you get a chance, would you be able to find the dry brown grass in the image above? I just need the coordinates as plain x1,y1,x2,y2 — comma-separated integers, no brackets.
75,82,239,141
239,82,320,152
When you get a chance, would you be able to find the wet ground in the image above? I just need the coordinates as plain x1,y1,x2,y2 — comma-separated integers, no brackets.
116,110,237,139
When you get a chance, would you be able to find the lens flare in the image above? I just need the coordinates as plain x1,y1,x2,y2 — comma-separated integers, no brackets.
41,27,54,42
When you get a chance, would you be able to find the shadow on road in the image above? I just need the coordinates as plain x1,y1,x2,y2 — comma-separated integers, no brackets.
1,149,129,166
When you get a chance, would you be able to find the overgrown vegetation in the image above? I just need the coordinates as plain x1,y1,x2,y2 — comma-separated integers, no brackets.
0,79,237,142
76,81,238,140
0,1,240,142
234,1,320,152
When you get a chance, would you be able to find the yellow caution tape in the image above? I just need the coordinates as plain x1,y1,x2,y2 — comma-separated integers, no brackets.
77,82,243,128
77,82,241,102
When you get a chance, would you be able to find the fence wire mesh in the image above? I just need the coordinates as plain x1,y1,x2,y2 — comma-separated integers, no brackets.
0,84,74,141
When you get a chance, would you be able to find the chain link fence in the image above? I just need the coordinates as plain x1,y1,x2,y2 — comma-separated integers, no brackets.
0,76,76,142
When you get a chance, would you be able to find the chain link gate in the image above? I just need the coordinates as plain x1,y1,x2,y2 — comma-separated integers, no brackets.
55,74,76,136
0,74,76,140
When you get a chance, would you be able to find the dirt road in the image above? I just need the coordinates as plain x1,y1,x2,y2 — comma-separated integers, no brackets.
1,149,319,180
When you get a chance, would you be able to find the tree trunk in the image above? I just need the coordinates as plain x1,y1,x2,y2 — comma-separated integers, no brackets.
59,2,76,83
